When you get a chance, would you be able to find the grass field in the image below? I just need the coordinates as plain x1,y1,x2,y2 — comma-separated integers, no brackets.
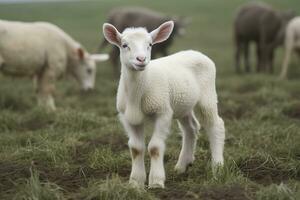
0,0,300,199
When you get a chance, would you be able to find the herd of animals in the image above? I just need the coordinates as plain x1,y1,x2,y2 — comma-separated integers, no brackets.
0,1,299,189
234,2,298,77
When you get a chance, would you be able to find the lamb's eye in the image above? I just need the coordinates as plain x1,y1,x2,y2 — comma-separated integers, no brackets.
149,43,153,47
122,44,128,48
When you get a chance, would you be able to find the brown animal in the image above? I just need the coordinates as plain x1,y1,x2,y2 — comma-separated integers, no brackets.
234,2,295,73
98,7,187,76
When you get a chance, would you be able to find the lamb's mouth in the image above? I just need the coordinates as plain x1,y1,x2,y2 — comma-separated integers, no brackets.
133,63,147,71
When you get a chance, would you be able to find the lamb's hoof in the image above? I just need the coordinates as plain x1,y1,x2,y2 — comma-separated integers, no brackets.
174,164,187,174
175,161,193,174
148,177,165,189
212,161,224,177
129,179,144,189
148,181,165,189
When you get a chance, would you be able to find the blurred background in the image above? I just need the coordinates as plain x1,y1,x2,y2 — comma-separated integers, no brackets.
0,0,299,199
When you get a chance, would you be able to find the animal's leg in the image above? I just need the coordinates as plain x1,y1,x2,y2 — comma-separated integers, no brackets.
205,115,225,167
268,48,275,74
256,44,263,73
175,111,200,173
36,69,56,111
235,40,243,73
198,94,225,170
148,112,172,188
280,44,293,79
244,41,251,73
258,28,268,73
119,114,146,187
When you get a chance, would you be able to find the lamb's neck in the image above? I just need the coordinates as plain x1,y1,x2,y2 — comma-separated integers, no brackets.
66,46,78,75
121,65,146,101
120,64,147,125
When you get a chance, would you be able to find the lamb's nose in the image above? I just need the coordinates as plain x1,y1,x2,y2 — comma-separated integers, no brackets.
136,56,146,62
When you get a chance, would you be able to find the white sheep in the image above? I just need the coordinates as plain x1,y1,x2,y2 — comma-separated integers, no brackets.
0,19,109,110
280,16,300,79
103,21,225,188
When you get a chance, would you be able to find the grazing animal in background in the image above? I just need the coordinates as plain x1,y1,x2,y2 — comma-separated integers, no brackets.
0,20,109,111
234,2,295,73
99,7,187,76
103,21,225,188
280,17,300,79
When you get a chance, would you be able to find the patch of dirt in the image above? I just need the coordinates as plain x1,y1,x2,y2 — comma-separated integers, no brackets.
36,161,130,192
35,163,107,192
237,157,298,185
154,185,194,200
0,160,129,195
200,185,253,200
71,134,130,177
154,184,253,200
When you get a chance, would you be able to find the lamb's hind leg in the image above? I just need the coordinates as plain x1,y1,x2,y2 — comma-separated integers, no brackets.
175,111,200,173
198,97,225,169
119,114,146,188
148,112,172,188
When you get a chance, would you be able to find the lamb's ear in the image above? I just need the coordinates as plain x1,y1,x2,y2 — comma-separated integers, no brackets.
77,48,85,60
103,23,121,47
90,54,109,63
150,21,174,44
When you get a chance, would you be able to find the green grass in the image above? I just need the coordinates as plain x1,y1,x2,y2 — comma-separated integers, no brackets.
0,0,300,199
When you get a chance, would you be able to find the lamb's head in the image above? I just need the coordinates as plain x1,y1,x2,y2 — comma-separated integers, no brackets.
72,48,109,91
103,21,174,71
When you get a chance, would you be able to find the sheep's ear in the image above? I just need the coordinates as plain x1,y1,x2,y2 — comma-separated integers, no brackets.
77,48,85,60
90,54,109,63
103,23,121,47
150,21,174,44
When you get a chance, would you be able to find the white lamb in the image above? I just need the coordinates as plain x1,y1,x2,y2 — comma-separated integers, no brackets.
102,21,225,188
280,16,300,79
0,19,109,110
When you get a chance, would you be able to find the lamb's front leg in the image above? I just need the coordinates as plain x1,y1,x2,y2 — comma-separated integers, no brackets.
35,70,56,111
119,114,146,188
148,112,172,188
